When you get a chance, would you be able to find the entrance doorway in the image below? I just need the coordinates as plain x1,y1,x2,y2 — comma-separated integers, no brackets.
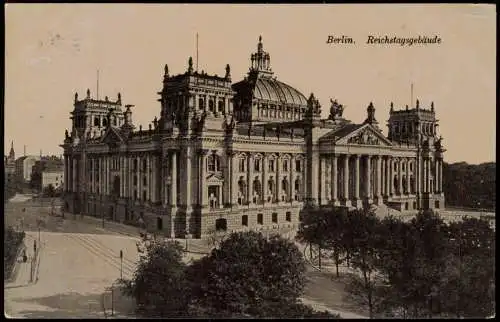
215,218,227,231
157,217,163,230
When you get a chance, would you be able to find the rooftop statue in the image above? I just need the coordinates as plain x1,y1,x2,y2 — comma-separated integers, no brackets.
329,98,345,119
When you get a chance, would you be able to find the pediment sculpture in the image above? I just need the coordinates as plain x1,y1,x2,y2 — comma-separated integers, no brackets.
347,129,380,145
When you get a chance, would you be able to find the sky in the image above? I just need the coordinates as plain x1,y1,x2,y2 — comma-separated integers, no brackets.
4,3,496,164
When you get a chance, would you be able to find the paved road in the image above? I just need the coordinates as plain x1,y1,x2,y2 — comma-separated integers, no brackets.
5,194,368,319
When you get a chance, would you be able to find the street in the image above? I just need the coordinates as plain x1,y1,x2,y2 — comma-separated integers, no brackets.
4,194,367,318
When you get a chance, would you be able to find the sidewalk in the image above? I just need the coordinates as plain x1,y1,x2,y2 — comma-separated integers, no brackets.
5,239,37,289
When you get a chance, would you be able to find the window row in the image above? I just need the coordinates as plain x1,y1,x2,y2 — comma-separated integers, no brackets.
241,211,292,226
238,158,302,173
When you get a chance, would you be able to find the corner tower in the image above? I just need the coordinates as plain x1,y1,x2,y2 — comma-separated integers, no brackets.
158,58,234,135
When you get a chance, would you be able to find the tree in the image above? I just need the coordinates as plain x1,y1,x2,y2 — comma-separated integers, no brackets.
203,227,228,249
43,184,56,197
296,208,333,268
324,207,349,277
343,208,382,318
187,231,317,317
119,238,190,317
438,217,496,318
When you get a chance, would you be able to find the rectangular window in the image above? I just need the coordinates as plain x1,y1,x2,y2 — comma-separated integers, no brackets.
242,215,248,226
133,176,138,186
134,190,137,199
143,159,147,172
143,190,147,200
257,213,263,225
286,212,291,222
269,160,275,172
272,212,278,223
283,160,288,172
143,176,147,186
254,159,261,172
295,160,301,172
133,160,138,172
413,202,417,209
435,200,440,209
239,159,246,172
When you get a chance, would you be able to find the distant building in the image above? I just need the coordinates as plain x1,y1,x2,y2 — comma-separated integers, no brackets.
4,142,17,200
31,156,64,191
15,155,41,183
41,170,64,190
5,141,16,181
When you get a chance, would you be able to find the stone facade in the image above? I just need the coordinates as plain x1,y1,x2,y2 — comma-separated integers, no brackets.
60,37,446,238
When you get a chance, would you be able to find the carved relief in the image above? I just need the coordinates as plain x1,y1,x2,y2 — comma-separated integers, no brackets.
347,129,380,145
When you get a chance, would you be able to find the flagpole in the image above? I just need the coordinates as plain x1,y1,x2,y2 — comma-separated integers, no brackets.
97,70,100,100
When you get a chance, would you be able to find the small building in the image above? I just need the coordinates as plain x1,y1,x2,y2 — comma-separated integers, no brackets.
41,170,64,190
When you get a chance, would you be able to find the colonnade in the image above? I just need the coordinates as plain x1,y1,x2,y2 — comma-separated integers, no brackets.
63,150,444,210
316,153,443,206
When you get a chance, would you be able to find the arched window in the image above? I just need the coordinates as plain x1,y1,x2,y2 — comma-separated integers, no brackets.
94,117,100,127
113,116,117,126
295,179,300,192
209,99,214,112
198,98,204,110
207,154,220,172
218,100,224,112
253,179,261,196
103,118,108,127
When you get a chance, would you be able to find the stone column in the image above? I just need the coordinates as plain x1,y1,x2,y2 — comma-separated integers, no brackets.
63,156,68,192
199,150,207,208
247,153,253,204
376,156,382,203
231,152,238,206
263,154,268,203
438,159,443,193
331,154,338,203
434,159,439,193
185,147,192,211
72,157,78,192
275,154,281,202
365,155,372,199
397,159,402,196
147,154,151,201
423,158,428,194
290,155,295,202
343,155,349,202
388,158,394,197
407,158,411,195
170,151,177,207
319,156,326,205
223,151,232,206
354,155,360,202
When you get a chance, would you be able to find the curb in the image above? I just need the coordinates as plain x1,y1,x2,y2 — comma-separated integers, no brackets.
7,244,27,283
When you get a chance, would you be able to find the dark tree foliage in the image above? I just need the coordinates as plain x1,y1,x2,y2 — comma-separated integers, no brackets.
4,227,25,280
119,239,190,318
186,231,307,316
443,161,496,210
343,208,382,318
438,217,496,318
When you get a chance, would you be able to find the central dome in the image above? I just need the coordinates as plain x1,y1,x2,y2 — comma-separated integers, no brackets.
253,77,308,106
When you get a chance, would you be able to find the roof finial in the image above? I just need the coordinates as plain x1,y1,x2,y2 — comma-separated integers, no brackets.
431,101,434,112
86,88,90,98
117,92,121,104
225,64,231,80
416,99,420,108
188,57,193,73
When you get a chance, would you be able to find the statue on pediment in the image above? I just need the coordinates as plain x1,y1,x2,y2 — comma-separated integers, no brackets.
329,98,345,120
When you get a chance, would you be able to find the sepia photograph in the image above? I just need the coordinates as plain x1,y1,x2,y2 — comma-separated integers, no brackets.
4,3,496,319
